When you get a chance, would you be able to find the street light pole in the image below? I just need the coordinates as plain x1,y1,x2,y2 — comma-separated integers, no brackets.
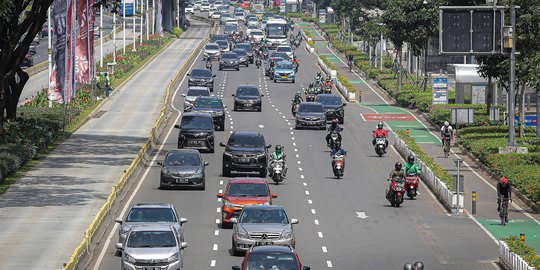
146,0,149,40
47,6,52,108
508,5,517,146
113,11,117,62
140,1,144,44
123,0,126,54
100,4,103,68
132,4,137,51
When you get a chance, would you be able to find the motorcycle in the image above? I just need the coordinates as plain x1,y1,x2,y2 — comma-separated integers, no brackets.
263,50,269,60
255,58,262,69
270,159,286,184
291,103,299,116
332,153,345,179
324,83,332,94
328,130,342,150
405,174,419,199
374,137,387,157
386,179,405,207
206,61,212,70
305,92,316,102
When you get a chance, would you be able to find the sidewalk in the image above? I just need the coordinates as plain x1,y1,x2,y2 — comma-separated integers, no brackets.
301,22,540,253
0,21,210,269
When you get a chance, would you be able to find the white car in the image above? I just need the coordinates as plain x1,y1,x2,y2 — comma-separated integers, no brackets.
247,18,259,28
208,7,217,17
261,20,267,29
225,18,237,25
234,12,245,22
185,5,194,14
276,45,294,59
212,12,221,19
201,3,210,11
194,0,202,10
250,30,264,42
246,25,258,36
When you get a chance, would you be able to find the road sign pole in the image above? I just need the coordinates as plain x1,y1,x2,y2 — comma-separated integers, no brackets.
508,5,516,146
454,158,463,214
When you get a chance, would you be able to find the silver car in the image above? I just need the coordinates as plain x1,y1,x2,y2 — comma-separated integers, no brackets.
182,86,211,110
116,224,188,270
231,205,298,255
115,203,187,254
204,43,222,60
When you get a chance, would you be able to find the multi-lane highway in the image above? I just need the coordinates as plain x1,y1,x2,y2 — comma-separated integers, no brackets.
90,22,499,269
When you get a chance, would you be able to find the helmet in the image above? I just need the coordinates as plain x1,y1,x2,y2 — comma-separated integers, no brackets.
403,263,414,270
377,122,384,129
500,177,508,185
331,118,338,125
395,162,402,170
413,261,424,270
444,121,450,127
309,82,314,87
296,91,301,95
407,155,415,163
275,145,283,153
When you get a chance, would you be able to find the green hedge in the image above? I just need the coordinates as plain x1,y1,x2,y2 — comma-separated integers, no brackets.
503,236,540,267
428,104,504,127
397,130,453,188
457,126,540,202
337,75,355,93
320,55,336,70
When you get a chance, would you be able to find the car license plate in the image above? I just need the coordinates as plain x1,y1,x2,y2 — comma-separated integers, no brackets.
176,178,188,184
281,75,287,79
144,268,160,270
238,158,250,163
244,103,252,107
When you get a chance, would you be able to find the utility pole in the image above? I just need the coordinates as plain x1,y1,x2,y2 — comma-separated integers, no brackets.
47,6,52,108
146,0,150,40
508,5,516,146
133,4,137,51
140,1,144,44
113,11,117,62
152,0,155,35
123,0,126,54
380,33,383,71
536,89,539,136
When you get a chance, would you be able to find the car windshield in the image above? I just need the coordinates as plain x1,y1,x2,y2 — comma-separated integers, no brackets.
222,53,238,59
246,253,299,270
239,208,288,224
227,183,268,196
126,207,177,222
236,86,259,96
235,12,244,16
236,44,251,51
194,98,222,109
187,89,209,97
252,31,263,36
225,25,237,31
190,69,211,77
316,96,341,106
276,62,293,70
206,44,219,50
127,231,176,248
233,49,247,56
248,25,258,30
277,46,292,53
271,52,288,59
299,104,323,113
165,151,201,166
227,134,264,147
180,115,213,130
216,40,228,47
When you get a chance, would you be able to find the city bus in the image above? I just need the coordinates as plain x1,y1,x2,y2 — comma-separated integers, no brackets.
265,18,288,48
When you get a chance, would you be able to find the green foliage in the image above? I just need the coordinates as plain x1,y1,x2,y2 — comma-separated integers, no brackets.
337,75,355,93
502,236,540,268
397,130,453,188
319,55,336,70
171,27,183,38
395,90,433,112
428,104,505,127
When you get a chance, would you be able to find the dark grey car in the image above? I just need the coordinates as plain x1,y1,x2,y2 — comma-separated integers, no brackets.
187,68,215,92
233,85,263,112
234,43,254,63
219,52,240,71
315,94,347,124
158,149,209,189
232,48,249,67
295,102,326,130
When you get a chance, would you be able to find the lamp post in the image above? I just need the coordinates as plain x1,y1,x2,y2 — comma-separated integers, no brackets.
123,0,126,54
422,0,429,92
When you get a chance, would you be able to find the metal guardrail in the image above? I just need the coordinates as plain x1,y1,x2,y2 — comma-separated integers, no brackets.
499,240,536,270
62,22,217,270
393,134,462,211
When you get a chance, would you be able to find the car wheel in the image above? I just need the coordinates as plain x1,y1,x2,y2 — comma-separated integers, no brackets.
222,166,230,177
236,66,240,71
219,122,225,131
339,116,344,124
274,79,277,83
295,122,301,129
115,249,122,257
257,107,262,112
200,182,206,190
259,168,267,178
232,239,241,256
292,79,295,83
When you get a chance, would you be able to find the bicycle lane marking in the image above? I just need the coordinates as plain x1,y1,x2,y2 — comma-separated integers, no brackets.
476,218,540,251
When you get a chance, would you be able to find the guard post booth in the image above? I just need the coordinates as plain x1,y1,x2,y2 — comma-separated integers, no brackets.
285,0,303,13
449,64,499,105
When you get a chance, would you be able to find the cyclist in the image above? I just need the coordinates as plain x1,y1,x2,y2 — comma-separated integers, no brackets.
347,53,354,72
440,121,453,153
497,177,512,217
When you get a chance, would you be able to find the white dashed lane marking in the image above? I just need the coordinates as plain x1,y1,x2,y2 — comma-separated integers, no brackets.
318,232,324,238
314,219,319,225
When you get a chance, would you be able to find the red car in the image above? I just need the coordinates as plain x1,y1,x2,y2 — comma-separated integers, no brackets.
217,178,277,228
232,245,310,270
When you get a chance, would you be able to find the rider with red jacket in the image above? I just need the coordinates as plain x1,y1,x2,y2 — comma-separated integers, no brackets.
372,122,389,148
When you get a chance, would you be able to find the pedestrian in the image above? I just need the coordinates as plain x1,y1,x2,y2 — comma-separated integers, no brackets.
105,72,111,97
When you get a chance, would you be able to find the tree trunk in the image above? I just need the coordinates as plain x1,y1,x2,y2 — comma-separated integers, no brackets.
519,84,525,138
486,76,492,115
0,74,5,139
5,68,29,120
398,49,402,93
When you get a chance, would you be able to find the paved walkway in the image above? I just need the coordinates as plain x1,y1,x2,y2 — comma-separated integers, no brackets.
0,21,211,269
300,22,540,253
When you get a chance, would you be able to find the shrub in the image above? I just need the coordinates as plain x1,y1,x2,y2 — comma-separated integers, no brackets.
337,75,355,93
428,104,505,127
503,236,540,268
319,55,336,70
397,130,453,188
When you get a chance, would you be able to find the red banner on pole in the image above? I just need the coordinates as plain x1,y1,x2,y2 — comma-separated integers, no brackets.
76,0,94,85
65,0,76,103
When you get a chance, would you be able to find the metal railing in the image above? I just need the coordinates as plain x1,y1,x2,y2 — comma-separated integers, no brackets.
499,240,536,270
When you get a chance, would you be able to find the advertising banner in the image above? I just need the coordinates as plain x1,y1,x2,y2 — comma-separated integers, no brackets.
156,0,163,37
65,0,77,103
75,0,95,85
432,76,449,105
49,0,68,103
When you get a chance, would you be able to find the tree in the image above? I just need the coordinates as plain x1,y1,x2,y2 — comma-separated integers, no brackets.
0,0,118,139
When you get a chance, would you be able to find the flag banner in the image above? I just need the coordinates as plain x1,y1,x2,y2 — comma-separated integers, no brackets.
75,0,92,84
156,0,163,37
65,0,77,103
48,0,68,103
88,0,95,82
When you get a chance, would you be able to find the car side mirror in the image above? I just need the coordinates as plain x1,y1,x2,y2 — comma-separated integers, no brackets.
266,144,272,148
115,243,123,250
271,194,278,198
180,242,188,249
303,267,311,270
217,193,224,198
213,75,216,77
204,162,209,166
261,94,264,97
220,142,227,147
342,103,347,107
223,105,227,108
290,218,299,224
181,94,186,97
179,217,188,224
231,93,235,96
232,267,241,270
174,124,181,129
186,73,190,76
229,217,238,224
156,161,163,166
115,218,123,224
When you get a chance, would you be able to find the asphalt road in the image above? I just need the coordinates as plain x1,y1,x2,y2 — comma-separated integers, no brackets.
0,20,211,270
91,24,500,269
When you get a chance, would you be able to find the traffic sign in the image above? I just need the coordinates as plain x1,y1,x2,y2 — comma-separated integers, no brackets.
362,114,415,122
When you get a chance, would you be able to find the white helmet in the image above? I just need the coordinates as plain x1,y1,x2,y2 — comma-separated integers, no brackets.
444,121,449,127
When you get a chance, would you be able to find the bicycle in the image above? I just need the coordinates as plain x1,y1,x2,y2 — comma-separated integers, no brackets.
499,197,509,225
348,59,353,72
442,137,451,158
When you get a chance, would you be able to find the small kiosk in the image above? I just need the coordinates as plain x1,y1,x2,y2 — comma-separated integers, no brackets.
449,64,499,105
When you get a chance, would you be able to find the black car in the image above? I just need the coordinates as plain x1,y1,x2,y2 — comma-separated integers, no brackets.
158,149,209,189
189,96,226,131
188,68,215,92
235,43,254,63
175,112,215,153
220,132,271,177
232,85,263,112
295,102,326,130
219,52,240,71
315,94,347,124
232,48,249,67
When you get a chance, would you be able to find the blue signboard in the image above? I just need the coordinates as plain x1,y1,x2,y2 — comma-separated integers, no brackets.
514,115,538,127
432,77,448,104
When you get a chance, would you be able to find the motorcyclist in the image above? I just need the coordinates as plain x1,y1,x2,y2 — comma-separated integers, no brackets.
389,162,405,182
292,56,300,72
404,155,420,176
206,59,212,70
413,261,424,270
315,72,322,84
291,91,303,105
497,177,512,212
330,144,347,170
269,145,287,178
403,263,414,270
372,121,389,150
326,118,343,147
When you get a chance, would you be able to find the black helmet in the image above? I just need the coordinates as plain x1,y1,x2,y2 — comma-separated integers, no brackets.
407,155,415,163
403,263,414,270
413,261,424,270
377,121,384,129
395,162,402,170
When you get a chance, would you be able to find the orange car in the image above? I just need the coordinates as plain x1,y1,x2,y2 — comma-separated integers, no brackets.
217,178,277,228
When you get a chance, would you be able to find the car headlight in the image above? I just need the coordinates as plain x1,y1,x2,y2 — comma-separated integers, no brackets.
262,201,271,205
194,168,203,174
124,253,136,263
280,231,293,239
224,200,234,209
168,253,180,263
215,111,224,116
256,153,266,158
237,230,249,239
224,151,233,157
162,167,171,175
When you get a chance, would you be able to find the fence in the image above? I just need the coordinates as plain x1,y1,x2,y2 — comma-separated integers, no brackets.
499,240,536,270
62,21,217,270
393,133,462,211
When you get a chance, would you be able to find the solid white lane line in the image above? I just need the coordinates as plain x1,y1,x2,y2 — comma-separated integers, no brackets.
314,219,319,225
213,244,218,251
322,246,328,253
318,232,324,238
311,209,316,214
326,261,333,268
211,260,216,267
